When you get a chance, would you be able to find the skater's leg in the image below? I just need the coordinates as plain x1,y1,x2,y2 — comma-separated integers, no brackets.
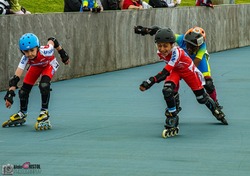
194,88,228,125
36,76,51,130
162,82,179,128
162,82,177,115
39,75,51,111
204,77,223,109
19,83,32,114
174,92,182,113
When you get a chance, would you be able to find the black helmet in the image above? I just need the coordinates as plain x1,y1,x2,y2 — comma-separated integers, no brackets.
154,28,175,43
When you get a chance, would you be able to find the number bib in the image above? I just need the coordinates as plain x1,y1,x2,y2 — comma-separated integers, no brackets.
50,59,60,71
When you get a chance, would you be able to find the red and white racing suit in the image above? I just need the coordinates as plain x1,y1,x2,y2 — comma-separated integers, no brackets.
157,46,205,91
18,44,59,85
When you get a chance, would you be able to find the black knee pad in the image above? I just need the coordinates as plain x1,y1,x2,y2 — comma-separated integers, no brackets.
162,82,175,100
19,87,30,100
39,82,51,95
204,78,215,94
196,92,209,104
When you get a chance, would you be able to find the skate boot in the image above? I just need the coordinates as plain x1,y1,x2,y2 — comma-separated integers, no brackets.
215,101,223,110
34,110,52,131
2,111,27,128
212,104,228,125
162,111,179,138
205,96,228,125
174,93,182,113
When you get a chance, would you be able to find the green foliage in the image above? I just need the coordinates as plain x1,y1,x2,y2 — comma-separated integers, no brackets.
20,0,64,13
19,0,250,13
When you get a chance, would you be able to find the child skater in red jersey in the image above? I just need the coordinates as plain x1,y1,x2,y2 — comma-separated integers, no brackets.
139,28,227,138
2,33,70,130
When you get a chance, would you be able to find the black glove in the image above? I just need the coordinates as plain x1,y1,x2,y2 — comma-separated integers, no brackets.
140,77,155,90
134,26,149,36
4,90,15,105
48,37,60,48
58,48,69,64
148,26,161,36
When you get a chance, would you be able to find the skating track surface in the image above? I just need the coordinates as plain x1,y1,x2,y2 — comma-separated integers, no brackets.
0,46,250,176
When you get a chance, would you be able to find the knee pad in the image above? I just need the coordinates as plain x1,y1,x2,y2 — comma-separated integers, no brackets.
19,87,30,100
204,78,215,94
196,92,209,104
39,82,50,95
162,82,175,100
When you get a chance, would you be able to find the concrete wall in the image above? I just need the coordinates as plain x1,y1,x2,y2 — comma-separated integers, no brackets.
0,4,250,91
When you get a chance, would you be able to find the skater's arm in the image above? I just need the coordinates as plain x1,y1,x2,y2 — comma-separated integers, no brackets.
9,67,23,91
47,37,70,65
134,25,161,36
193,57,201,67
5,67,23,108
139,68,169,91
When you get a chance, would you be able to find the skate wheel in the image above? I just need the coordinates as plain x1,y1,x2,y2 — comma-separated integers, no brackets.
172,128,179,136
170,130,176,136
162,129,168,139
35,122,39,131
2,121,9,128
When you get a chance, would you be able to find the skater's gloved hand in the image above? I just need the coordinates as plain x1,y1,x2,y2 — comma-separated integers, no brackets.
148,26,161,36
139,77,156,91
4,90,15,108
134,26,149,36
58,48,70,65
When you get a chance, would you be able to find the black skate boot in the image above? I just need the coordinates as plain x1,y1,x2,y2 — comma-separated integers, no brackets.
212,104,228,125
174,92,182,113
215,101,223,110
205,98,228,125
162,111,179,138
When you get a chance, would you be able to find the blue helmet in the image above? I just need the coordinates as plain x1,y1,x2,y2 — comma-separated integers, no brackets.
19,33,40,51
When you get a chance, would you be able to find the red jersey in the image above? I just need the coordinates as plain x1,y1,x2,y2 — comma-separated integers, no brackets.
18,44,59,85
158,46,194,74
157,46,204,91
18,44,55,69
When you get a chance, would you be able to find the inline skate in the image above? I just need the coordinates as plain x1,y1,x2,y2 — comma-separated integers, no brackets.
212,105,228,125
2,111,27,127
34,110,52,131
162,111,179,138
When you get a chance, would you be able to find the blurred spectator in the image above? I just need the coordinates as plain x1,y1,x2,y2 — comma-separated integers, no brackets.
196,0,213,8
64,0,82,12
10,0,31,14
0,0,30,15
0,0,14,15
149,0,181,8
101,0,120,10
122,0,151,9
80,0,103,12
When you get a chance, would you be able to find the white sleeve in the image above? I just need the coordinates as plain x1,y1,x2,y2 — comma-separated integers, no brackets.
39,44,54,57
17,55,28,70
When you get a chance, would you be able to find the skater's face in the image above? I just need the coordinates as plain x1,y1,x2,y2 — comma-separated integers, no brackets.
156,42,173,56
22,47,38,60
186,42,199,55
